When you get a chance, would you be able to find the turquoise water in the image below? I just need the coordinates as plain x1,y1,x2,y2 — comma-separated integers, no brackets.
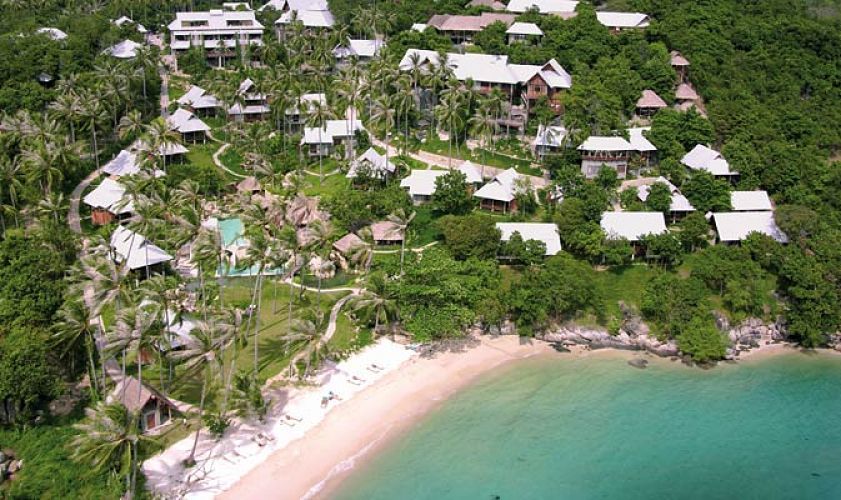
334,352,841,500
219,218,246,247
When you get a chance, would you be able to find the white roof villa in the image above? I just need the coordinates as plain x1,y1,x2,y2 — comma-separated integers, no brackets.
400,170,448,198
506,0,579,16
533,125,568,149
578,136,634,152
176,85,219,110
167,108,211,134
712,212,787,243
301,119,365,145
496,223,562,256
103,150,141,177
168,10,264,52
474,168,521,203
411,23,428,32
398,50,572,90
637,177,694,213
275,0,335,28
287,92,326,116
348,148,396,179
681,144,737,177
507,22,544,36
596,12,651,30
601,212,667,241
427,13,516,33
110,226,173,271
458,161,483,184
628,127,657,152
731,191,773,211
36,27,68,40
105,39,142,59
114,16,148,33
334,39,385,59
83,178,134,215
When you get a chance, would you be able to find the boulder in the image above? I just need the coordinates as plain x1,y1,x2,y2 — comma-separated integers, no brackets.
8,460,21,474
628,358,648,369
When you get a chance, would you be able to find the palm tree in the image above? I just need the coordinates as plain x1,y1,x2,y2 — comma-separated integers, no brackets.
80,92,108,169
168,318,232,466
118,110,145,141
305,101,335,184
371,96,395,170
393,75,415,155
36,192,67,225
21,145,63,196
145,118,182,173
305,220,334,309
436,81,466,167
71,401,156,499
103,305,158,396
0,156,23,229
49,92,81,143
240,229,272,372
387,208,416,275
133,45,157,104
349,272,398,337
469,102,497,171
54,299,101,399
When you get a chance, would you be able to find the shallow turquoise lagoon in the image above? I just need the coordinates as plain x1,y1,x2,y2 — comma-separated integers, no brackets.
334,352,841,500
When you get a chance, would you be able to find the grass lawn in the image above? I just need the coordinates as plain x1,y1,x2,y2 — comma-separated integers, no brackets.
409,205,441,246
327,311,374,354
186,144,217,170
218,146,246,175
593,264,660,323
294,269,357,289
136,280,352,407
302,171,348,197
420,137,541,176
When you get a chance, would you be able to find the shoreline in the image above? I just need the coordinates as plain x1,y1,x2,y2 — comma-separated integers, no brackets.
218,338,836,500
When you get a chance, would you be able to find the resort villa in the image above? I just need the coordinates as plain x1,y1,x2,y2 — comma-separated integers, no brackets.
578,136,634,178
400,170,449,205
506,22,544,44
347,147,396,180
83,177,134,225
426,13,516,44
176,85,220,116
167,108,211,143
595,12,651,33
635,177,695,221
333,39,386,62
110,226,173,274
532,125,568,159
601,211,667,240
301,119,366,157
474,168,526,212
168,10,264,67
286,92,326,128
271,0,335,38
681,144,739,179
108,377,179,433
712,212,788,244
371,221,403,245
105,39,143,59
227,78,270,122
636,89,668,118
496,222,562,256
730,190,773,211
398,50,572,114
505,0,579,17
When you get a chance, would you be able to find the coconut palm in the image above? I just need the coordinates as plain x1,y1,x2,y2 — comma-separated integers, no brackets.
118,110,145,141
21,145,63,196
54,299,101,399
436,82,466,167
387,208,415,275
49,92,82,142
305,101,335,184
71,401,156,499
103,304,158,395
305,219,335,309
0,156,23,229
133,45,157,104
168,318,233,466
393,75,415,155
145,118,182,173
371,96,395,170
79,92,109,168
36,192,67,225
350,272,398,337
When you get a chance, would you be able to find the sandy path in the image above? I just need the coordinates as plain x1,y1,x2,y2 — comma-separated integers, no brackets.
220,336,558,500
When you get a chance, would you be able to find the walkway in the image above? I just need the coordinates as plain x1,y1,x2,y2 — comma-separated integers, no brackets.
159,69,170,119
211,142,245,179
68,168,101,234
372,139,548,189
372,241,439,255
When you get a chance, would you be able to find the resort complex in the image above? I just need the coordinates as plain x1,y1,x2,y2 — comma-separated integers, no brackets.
0,0,840,499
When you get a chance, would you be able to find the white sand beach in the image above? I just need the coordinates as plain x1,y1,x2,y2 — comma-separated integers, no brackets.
218,335,559,500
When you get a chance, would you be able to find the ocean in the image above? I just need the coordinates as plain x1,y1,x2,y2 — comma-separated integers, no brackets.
333,351,841,500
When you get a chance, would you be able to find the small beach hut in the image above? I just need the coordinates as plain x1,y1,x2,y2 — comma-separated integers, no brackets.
636,90,667,117
108,376,179,432
371,221,403,245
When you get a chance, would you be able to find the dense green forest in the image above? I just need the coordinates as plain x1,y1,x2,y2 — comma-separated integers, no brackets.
0,0,840,496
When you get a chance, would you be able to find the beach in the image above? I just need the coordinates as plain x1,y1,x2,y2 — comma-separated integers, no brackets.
219,335,561,500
